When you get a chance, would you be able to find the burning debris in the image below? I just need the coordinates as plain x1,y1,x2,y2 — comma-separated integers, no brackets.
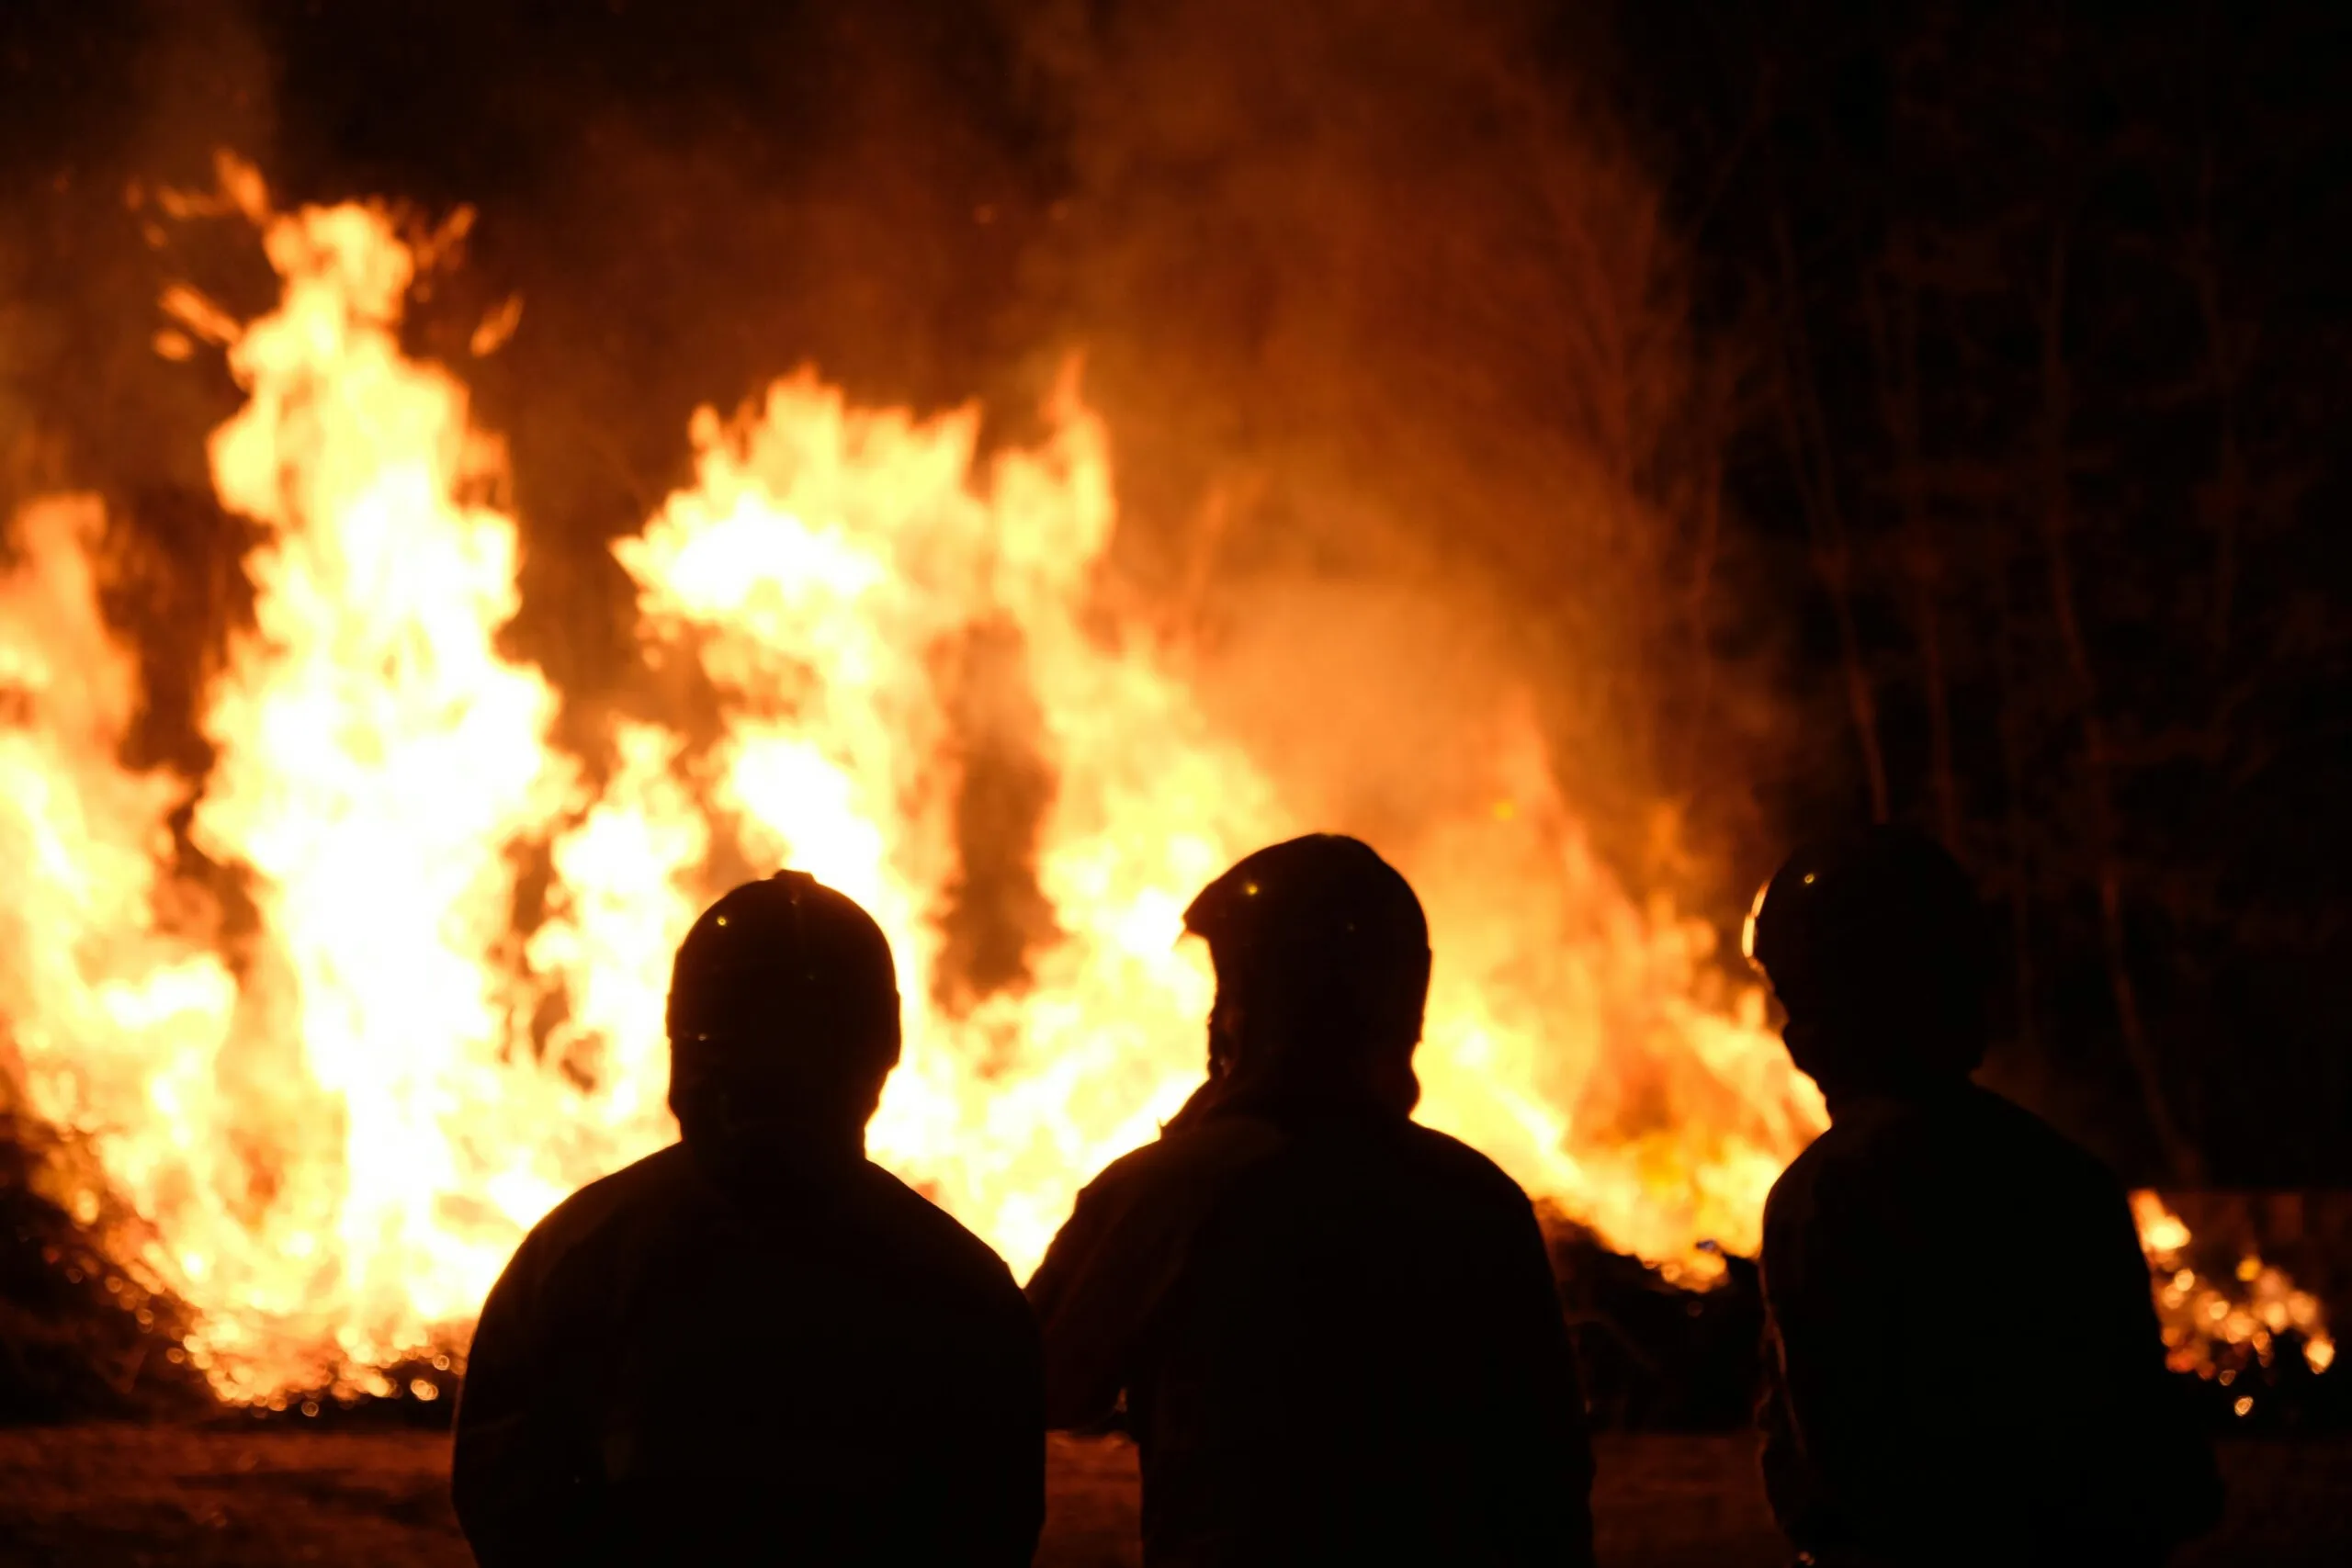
1539,1206,1767,1432
0,1112,209,1421
2133,1192,2339,1427
1529,1192,2344,1436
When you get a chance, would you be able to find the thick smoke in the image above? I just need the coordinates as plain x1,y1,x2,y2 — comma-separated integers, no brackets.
2,0,1781,941
1007,0,1772,898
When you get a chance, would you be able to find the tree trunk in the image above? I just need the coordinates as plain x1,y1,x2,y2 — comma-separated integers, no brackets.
2030,228,2205,1184
1983,513,2039,1056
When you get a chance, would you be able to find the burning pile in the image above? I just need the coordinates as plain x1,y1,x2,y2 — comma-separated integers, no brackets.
0,169,1825,1403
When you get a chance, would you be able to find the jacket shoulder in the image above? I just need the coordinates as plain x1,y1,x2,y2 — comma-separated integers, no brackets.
514,1142,696,1267
1764,1084,2126,1236
1764,1122,1849,1218
1079,1112,1292,1206
854,1160,1027,1305
1396,1122,1544,1215
1968,1086,2123,1184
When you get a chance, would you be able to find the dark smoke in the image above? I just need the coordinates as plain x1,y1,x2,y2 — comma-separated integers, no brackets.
933,619,1060,1015
1009,0,1772,895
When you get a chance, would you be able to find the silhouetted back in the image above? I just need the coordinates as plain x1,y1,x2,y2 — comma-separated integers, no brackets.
453,1141,1041,1566
1029,1095,1595,1566
452,871,1043,1567
1760,1083,2220,1566
1745,829,2218,1565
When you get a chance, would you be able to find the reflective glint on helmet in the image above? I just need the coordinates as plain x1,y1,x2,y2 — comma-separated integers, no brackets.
1183,833,1430,982
1181,833,1434,1083
667,870,901,1098
1745,826,1991,1064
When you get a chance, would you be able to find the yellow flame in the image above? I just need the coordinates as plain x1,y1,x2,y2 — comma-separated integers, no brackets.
2132,1190,2192,1261
6,189,1836,1397
2132,1192,2335,1380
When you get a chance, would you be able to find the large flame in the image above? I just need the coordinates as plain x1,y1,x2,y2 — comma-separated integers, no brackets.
0,186,1826,1399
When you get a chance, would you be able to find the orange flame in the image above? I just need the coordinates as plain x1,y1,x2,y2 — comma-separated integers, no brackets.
2132,1192,2333,1382
1,183,1827,1398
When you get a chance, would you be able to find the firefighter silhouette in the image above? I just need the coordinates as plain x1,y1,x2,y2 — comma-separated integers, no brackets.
452,873,1042,1567
1028,834,1597,1566
1745,826,2222,1566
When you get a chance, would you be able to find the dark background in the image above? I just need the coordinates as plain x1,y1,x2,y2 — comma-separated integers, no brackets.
2,0,2346,1190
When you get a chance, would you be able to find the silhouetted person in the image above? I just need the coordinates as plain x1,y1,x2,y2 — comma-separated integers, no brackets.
1028,834,1596,1566
1744,828,2221,1567
452,872,1043,1567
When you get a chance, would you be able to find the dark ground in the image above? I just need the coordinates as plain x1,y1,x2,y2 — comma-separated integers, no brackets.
0,1426,2344,1567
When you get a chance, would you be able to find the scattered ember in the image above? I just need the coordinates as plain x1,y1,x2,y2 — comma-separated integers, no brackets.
2132,1191,2335,1389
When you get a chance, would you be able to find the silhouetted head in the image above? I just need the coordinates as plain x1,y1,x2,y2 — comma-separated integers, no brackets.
1743,826,1992,1101
666,872,901,1162
1182,834,1431,1115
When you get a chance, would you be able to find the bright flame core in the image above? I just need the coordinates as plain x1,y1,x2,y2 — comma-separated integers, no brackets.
0,192,1829,1398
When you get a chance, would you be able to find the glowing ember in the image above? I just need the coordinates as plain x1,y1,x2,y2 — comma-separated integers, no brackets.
2132,1192,2334,1380
6,176,1833,1398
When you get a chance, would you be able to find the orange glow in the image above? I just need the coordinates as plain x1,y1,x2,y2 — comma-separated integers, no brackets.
26,175,2298,1404
2132,1192,2334,1380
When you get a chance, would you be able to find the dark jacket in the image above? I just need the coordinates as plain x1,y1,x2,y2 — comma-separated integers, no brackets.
1027,1091,1596,1567
1758,1082,2222,1567
452,1141,1043,1567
